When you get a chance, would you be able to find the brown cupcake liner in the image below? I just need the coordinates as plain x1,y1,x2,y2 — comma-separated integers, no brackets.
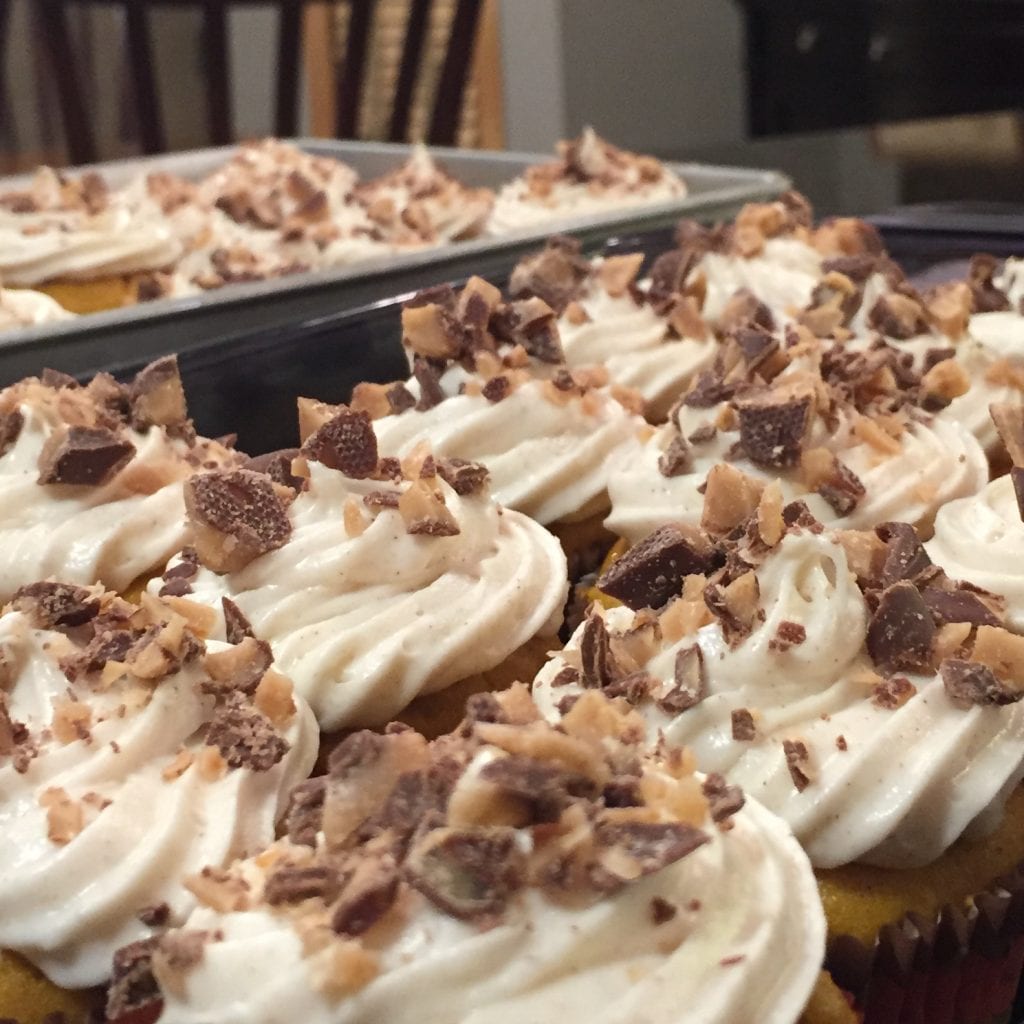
826,861,1024,1024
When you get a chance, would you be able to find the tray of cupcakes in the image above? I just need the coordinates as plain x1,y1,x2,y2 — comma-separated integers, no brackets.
0,130,788,382
3,191,1024,1024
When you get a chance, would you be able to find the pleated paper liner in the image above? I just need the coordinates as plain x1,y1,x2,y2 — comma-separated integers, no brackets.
826,860,1024,1024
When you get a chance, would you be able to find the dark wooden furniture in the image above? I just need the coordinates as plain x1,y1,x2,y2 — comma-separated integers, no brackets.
29,0,483,165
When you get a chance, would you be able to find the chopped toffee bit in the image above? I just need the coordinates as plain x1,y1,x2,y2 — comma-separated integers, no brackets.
202,636,273,696
734,391,812,468
331,858,400,936
245,448,306,492
921,587,1002,628
1012,467,1024,522
301,408,379,478
688,424,717,446
404,825,527,920
284,777,326,847
37,425,135,486
128,355,189,433
658,434,693,477
942,659,1023,709
836,735,848,752
871,676,917,709
769,620,807,652
40,367,79,390
650,896,678,925
701,772,745,824
479,754,598,820
579,611,621,689
866,582,936,672
184,469,292,573
222,597,255,645
990,403,1024,467
701,464,765,537
137,902,171,927
549,665,581,688
782,739,813,791
508,235,589,313
264,864,341,907
398,479,460,537
653,644,706,714
436,457,489,495
0,409,23,456
876,522,932,587
204,691,289,771
804,450,865,517
731,708,756,741
107,938,162,1021
481,375,510,403
868,293,928,339
159,548,199,597
967,253,1010,313
12,581,100,629
603,670,656,705
412,357,446,411
703,571,760,646
590,820,709,892
598,523,721,611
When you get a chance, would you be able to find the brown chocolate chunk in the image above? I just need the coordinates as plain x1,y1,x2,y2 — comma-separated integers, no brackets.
647,247,701,308
436,457,489,495
129,356,188,432
202,636,273,696
245,449,306,492
204,691,289,771
137,903,170,927
222,597,255,645
60,626,137,680
821,253,878,282
264,864,340,906
990,403,1024,468
590,820,709,891
816,458,865,517
868,293,929,339
688,424,717,446
734,326,780,374
598,524,721,611
967,253,1010,313
482,375,510,403
331,859,400,936
734,392,812,468
284,777,326,846
650,897,678,924
731,708,756,740
363,488,401,509
871,676,917,709
718,289,775,333
492,300,565,364
782,500,824,533
768,620,807,653
37,426,135,486
159,548,199,597
1013,466,1024,522
328,729,387,778
602,670,655,705
185,469,292,573
866,582,936,672
876,522,932,587
658,434,693,477
413,357,447,411
941,659,1024,709
301,408,378,478
579,611,621,688
921,587,1002,628
0,409,23,457
783,738,813,791
386,382,416,415
404,826,526,920
106,938,161,1020
701,772,745,823
40,368,79,390
654,644,706,714
508,235,590,313
479,754,598,820
12,581,100,629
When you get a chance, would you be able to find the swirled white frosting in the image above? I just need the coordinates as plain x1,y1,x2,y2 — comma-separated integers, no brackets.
928,474,1024,633
0,391,231,599
0,609,318,987
995,257,1024,307
159,461,568,730
156,773,823,1024
606,398,988,544
534,530,1024,869
487,129,687,236
0,287,74,329
557,277,716,416
375,368,646,525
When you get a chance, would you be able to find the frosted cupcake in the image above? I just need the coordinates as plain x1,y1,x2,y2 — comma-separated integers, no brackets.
0,582,316,1008
487,127,687,236
535,502,1024,1022
508,236,716,419
605,323,988,545
150,409,567,731
356,145,494,243
0,167,183,313
105,686,827,1024
0,357,238,600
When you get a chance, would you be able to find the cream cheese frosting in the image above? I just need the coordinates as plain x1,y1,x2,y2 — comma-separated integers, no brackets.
487,128,687,236
605,326,988,544
0,286,74,329
534,516,1024,870
111,687,824,1024
0,583,317,987
0,358,237,600
152,410,568,730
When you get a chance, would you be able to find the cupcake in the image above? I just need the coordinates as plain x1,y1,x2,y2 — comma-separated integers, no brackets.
149,409,568,732
0,167,184,314
0,357,238,601
356,144,494,244
487,127,687,236
534,497,1024,1022
105,686,827,1024
507,236,717,420
605,322,988,546
0,283,74,329
0,580,317,1012
343,278,646,570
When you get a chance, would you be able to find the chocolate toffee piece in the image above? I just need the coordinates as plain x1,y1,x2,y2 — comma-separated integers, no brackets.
734,391,812,468
968,253,1011,313
990,403,1024,468
492,298,564,364
331,858,401,937
590,820,709,892
264,864,341,907
921,587,1002,628
868,293,929,340
184,469,292,573
701,772,745,825
222,597,255,644
284,777,326,847
128,355,188,433
37,425,135,486
301,408,378,478
0,409,23,457
204,690,289,771
436,457,488,496
813,456,865,517
658,435,693,478
871,676,917,710
107,938,162,1020
941,659,1024,709
245,449,306,492
481,375,510,403
1012,467,1024,522
508,235,590,313
731,708,756,741
783,739,813,791
876,522,932,587
599,524,721,611
653,644,706,714
412,357,446,411
12,581,100,629
580,610,621,688
866,582,936,672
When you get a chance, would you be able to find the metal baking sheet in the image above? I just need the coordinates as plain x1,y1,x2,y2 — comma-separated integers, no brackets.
0,140,789,383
